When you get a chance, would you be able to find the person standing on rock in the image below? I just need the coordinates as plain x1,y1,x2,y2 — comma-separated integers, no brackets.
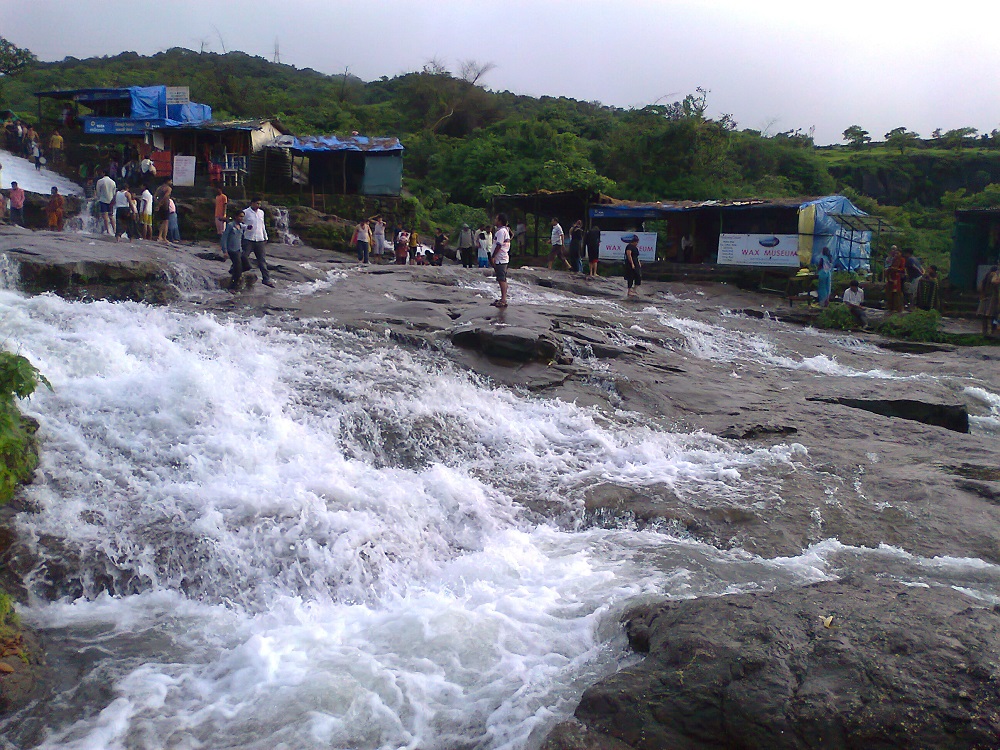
8,182,25,227
548,217,570,270
154,179,172,242
514,219,527,256
816,246,833,307
242,197,275,287
457,223,476,268
45,187,64,231
96,170,117,235
214,186,228,245
371,215,386,262
569,220,585,273
586,223,602,277
976,265,1000,336
884,245,905,314
623,234,643,297
354,218,372,264
139,184,154,241
48,129,64,168
223,209,248,289
490,213,511,308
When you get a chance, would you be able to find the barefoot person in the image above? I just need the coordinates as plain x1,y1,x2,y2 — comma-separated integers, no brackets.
490,213,511,308
45,187,64,231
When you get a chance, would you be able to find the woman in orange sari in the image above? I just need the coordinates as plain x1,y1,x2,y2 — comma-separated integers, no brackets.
885,245,905,313
45,186,65,231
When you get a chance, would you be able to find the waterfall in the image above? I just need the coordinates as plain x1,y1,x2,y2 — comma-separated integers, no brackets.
271,206,301,245
0,253,20,290
65,197,100,234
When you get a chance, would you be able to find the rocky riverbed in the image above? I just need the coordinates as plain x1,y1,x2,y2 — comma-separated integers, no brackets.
1,226,999,748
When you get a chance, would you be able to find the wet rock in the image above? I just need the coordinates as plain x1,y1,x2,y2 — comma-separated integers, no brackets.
0,628,45,715
555,576,1000,750
541,719,635,750
452,324,560,363
720,424,798,440
809,397,969,433
876,340,957,354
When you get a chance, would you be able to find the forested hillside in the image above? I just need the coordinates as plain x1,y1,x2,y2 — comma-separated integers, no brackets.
4,46,1000,270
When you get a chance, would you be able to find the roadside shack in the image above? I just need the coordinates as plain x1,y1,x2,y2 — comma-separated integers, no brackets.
262,134,404,197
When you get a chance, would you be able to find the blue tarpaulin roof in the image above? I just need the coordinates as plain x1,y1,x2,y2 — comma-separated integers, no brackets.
35,86,212,128
267,134,404,153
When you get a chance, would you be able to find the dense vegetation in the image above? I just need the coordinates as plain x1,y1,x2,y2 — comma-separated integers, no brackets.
4,45,1000,271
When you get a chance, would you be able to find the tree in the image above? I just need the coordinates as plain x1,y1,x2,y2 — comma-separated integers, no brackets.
842,125,871,150
884,127,920,154
458,59,497,86
0,37,35,77
941,127,978,150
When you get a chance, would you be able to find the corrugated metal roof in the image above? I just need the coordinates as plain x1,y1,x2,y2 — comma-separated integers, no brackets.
266,134,404,153
35,87,132,100
153,118,284,132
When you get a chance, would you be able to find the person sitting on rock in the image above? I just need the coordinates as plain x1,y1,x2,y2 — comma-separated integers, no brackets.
842,279,868,328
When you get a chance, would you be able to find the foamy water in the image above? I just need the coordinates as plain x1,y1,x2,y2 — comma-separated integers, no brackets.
965,385,1000,434
3,289,1000,749
662,316,910,379
0,291,807,749
0,147,83,196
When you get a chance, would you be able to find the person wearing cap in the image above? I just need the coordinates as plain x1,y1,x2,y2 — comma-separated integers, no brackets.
457,223,476,268
623,234,642,297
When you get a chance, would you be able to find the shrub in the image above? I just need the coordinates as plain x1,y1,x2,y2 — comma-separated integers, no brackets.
0,352,48,506
876,309,942,341
815,303,857,330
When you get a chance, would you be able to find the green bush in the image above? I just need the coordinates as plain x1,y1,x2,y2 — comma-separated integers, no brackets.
0,351,48,506
876,309,941,341
815,303,858,330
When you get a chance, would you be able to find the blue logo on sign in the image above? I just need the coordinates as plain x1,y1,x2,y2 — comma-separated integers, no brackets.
758,236,780,247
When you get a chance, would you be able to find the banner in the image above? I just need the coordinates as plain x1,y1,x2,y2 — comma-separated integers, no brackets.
83,118,153,135
717,234,800,267
172,156,197,187
599,231,657,262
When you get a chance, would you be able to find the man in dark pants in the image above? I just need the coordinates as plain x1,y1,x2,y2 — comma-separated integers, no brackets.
241,197,275,287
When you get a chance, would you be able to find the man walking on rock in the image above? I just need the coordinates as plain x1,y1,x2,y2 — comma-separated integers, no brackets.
548,217,570,270
95,170,117,235
242,197,275,287
8,182,25,227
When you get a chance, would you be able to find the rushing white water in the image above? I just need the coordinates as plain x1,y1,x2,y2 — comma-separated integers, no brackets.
0,291,813,750
0,148,83,196
662,316,911,379
271,206,301,246
65,198,101,234
965,385,1000,434
3,288,1000,749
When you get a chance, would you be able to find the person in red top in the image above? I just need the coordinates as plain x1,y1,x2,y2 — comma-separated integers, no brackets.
8,182,26,226
885,245,906,314
214,186,228,248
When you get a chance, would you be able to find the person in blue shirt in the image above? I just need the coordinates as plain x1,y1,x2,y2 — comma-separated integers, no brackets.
222,209,248,289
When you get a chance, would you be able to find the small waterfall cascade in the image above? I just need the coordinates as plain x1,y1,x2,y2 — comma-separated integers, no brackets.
0,252,20,290
271,206,301,245
66,198,100,234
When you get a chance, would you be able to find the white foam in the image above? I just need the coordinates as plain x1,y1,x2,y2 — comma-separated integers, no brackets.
662,316,909,379
0,147,83,196
2,290,807,749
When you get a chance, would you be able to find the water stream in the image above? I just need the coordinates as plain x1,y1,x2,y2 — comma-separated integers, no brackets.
1,288,998,749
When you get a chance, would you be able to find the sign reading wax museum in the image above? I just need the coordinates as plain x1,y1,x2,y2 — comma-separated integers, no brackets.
165,86,190,105
599,232,657,262
172,156,197,187
717,234,800,267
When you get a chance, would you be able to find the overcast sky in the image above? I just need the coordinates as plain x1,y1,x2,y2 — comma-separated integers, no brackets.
3,0,998,145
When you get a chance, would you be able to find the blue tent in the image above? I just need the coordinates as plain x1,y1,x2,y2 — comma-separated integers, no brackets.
799,195,871,271
129,86,212,126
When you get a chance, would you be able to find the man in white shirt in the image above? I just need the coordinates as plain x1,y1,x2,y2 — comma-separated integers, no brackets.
548,217,570,270
95,170,117,235
491,212,511,308
842,280,867,327
242,197,274,287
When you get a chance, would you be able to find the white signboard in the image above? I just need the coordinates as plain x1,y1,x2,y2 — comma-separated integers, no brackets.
599,231,657,262
165,86,190,105
717,233,800,267
172,156,197,187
